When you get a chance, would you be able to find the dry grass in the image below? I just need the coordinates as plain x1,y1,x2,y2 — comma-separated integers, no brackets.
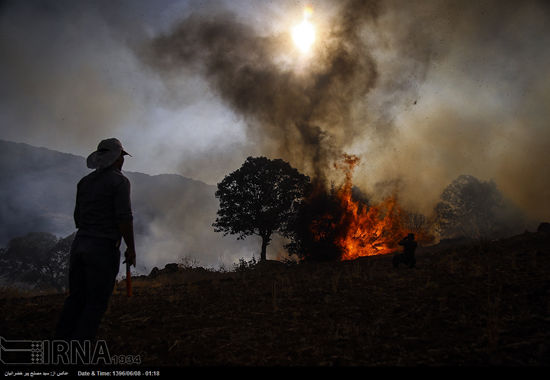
0,286,59,299
1,231,549,366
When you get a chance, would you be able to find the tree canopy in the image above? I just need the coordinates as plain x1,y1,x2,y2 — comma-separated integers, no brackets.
435,174,524,239
213,156,310,261
0,232,73,292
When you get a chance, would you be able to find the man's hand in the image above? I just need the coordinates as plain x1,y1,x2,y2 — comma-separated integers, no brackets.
123,248,136,267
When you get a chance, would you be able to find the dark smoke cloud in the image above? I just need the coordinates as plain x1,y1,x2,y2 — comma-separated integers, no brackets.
143,0,550,224
143,0,380,181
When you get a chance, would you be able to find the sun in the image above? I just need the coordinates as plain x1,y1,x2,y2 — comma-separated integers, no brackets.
292,6,315,53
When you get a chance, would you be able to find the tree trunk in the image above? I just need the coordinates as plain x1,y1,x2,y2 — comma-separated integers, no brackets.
260,235,270,261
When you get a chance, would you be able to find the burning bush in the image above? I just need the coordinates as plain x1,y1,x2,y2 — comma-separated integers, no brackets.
285,155,434,261
284,178,349,261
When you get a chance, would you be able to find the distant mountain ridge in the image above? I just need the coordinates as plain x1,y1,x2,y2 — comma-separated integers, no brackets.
0,139,255,271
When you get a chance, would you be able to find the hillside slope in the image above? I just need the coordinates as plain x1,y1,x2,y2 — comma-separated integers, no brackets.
1,230,549,366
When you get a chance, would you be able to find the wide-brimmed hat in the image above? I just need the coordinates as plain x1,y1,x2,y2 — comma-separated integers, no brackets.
86,138,131,169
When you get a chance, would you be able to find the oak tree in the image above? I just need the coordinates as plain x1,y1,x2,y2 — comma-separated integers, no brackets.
213,156,309,261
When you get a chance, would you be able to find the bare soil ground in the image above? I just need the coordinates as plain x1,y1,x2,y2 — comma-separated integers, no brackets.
1,231,550,366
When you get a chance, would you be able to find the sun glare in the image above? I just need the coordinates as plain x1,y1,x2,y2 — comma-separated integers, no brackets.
292,6,315,53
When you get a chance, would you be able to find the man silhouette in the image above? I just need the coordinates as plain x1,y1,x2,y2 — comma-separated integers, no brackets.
55,138,136,341
393,233,417,268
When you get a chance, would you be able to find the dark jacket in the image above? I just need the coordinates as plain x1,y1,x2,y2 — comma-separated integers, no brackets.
74,167,133,242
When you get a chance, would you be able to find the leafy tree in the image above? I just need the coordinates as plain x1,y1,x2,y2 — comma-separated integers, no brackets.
0,232,73,292
435,175,524,239
1,232,58,265
213,156,310,261
43,233,74,291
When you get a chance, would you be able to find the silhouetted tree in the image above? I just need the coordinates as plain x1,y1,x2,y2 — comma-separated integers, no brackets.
0,232,73,292
435,175,524,239
2,232,58,266
43,233,74,291
213,157,310,261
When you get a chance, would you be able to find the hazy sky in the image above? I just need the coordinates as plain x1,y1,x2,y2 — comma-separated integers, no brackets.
1,0,549,223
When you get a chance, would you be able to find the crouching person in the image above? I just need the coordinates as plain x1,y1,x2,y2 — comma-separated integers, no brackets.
393,233,417,268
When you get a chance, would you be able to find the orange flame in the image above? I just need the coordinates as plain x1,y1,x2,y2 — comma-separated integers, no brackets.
310,154,433,261
335,155,406,259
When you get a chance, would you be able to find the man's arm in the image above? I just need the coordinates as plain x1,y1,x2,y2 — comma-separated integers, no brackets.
119,220,136,267
114,176,136,266
74,182,81,229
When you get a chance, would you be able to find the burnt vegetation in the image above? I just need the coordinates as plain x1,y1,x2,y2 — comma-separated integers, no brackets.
284,180,349,262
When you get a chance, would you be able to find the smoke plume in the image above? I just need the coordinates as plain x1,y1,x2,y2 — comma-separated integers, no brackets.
144,0,381,182
143,0,550,224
